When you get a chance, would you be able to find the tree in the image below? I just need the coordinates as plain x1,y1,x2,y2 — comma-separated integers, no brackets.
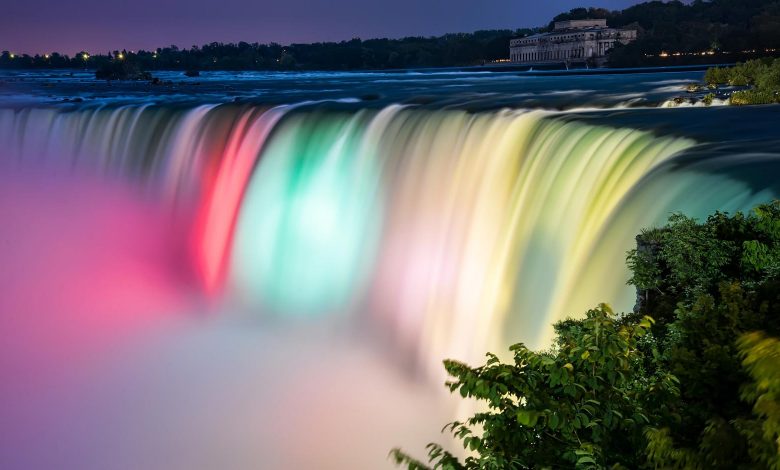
737,332,780,469
635,202,780,468
391,305,676,469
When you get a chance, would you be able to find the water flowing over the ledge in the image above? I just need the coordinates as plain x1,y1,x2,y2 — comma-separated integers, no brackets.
2,101,780,468
4,104,772,359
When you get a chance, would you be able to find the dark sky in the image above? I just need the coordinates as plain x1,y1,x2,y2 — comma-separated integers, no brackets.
2,0,646,55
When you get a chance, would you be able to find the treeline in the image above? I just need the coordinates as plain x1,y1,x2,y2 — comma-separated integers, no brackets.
0,29,538,72
2,0,780,71
552,0,780,67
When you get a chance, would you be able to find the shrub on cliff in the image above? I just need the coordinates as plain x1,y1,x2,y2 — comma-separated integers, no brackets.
394,202,780,469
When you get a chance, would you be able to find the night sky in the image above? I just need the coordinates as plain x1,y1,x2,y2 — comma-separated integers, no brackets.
3,0,646,55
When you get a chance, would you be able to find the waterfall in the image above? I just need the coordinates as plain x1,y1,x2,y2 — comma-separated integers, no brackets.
1,103,777,375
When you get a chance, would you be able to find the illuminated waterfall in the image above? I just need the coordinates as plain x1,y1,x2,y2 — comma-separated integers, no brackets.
1,103,777,375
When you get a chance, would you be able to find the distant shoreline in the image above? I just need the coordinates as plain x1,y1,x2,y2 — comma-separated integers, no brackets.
0,63,724,77
400,63,726,76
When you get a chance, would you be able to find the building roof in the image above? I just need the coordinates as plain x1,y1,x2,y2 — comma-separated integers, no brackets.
514,26,613,41
553,19,607,31
511,20,636,42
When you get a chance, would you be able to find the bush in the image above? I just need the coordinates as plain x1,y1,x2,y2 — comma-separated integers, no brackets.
704,67,730,86
755,63,780,90
704,59,780,106
391,305,670,469
729,72,750,86
731,89,779,105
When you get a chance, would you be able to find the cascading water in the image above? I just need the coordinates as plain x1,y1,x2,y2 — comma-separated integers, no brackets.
2,101,779,469
2,104,778,372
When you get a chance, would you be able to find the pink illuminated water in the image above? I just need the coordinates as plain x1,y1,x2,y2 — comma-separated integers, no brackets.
0,164,452,469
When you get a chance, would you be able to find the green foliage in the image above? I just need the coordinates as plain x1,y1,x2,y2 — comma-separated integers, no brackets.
737,332,780,469
628,202,780,316
704,59,780,105
392,305,675,469
628,202,780,468
397,201,780,469
743,203,780,278
756,65,780,90
644,282,773,469
731,89,779,105
626,212,738,302
705,67,731,86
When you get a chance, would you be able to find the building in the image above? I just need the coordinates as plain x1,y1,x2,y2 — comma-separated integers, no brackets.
510,19,637,66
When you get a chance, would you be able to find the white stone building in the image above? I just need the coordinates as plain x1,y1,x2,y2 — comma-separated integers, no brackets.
510,19,637,65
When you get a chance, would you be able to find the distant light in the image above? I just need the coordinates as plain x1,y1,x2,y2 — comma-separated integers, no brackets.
82,53,90,60
117,53,124,60
44,54,50,59
659,52,669,58
9,53,14,59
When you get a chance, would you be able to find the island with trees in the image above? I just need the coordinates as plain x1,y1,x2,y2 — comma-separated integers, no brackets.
662,58,780,106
